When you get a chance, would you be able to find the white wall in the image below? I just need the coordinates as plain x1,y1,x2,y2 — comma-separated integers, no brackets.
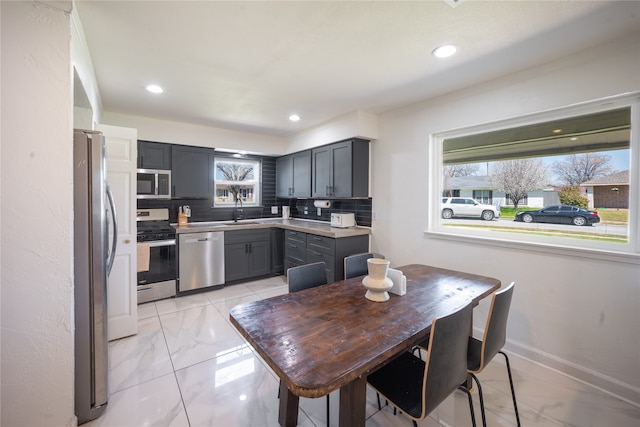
286,110,379,153
103,111,287,156
369,31,640,404
1,1,76,425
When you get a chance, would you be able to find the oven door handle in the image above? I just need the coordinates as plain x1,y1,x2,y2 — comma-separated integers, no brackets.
147,239,176,248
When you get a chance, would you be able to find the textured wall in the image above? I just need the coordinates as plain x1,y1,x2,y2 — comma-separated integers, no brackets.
1,1,75,425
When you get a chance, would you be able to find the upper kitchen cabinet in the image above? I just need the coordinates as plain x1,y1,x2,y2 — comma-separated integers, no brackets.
311,139,369,198
138,140,171,170
276,150,311,198
171,145,214,198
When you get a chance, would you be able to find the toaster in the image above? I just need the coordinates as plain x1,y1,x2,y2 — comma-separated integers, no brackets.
331,213,356,228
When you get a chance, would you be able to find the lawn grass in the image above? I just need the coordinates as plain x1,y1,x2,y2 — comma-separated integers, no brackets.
594,208,628,223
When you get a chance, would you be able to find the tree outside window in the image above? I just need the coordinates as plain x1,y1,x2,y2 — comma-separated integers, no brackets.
214,158,261,207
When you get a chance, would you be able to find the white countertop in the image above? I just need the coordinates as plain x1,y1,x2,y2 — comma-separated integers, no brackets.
172,218,371,238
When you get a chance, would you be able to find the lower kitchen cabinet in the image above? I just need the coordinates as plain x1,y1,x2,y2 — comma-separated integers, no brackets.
284,229,368,283
224,229,271,282
271,228,284,275
284,230,308,274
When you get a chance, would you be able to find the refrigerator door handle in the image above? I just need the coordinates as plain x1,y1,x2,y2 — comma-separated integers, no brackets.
106,183,118,276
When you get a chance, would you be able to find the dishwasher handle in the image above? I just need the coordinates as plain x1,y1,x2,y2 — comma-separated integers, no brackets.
181,233,223,245
183,237,210,243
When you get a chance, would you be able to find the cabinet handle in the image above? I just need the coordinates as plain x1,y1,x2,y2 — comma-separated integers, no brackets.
248,243,252,254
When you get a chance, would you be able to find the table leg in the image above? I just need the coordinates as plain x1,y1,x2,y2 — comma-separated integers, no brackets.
278,381,299,427
339,376,367,427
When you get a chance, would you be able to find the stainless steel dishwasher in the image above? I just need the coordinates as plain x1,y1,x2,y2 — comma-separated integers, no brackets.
178,231,225,293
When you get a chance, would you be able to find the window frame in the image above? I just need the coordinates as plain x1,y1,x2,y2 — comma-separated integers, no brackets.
213,156,262,208
427,93,640,263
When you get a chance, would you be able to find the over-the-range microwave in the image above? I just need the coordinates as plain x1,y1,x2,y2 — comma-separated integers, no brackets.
137,169,171,199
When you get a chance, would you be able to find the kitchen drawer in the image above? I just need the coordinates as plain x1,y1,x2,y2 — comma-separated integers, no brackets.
284,229,307,246
284,242,307,264
306,233,335,255
306,249,335,271
225,229,270,245
306,250,334,282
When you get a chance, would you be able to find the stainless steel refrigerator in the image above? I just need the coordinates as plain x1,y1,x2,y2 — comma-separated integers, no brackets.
73,129,117,424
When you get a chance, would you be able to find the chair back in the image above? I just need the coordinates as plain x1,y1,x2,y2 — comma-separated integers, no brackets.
481,282,515,368
344,252,385,279
287,262,328,293
422,303,473,418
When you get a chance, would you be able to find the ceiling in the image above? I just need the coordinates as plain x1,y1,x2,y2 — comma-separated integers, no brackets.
75,0,640,137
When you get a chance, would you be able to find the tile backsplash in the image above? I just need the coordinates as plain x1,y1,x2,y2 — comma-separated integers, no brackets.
280,198,372,227
137,197,372,227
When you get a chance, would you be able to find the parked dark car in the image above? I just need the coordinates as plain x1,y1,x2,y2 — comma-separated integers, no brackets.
514,205,600,226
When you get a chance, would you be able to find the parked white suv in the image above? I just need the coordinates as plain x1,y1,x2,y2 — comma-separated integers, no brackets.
441,197,500,221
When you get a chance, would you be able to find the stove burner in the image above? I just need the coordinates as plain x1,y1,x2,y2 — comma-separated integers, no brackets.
136,208,175,242
137,223,175,242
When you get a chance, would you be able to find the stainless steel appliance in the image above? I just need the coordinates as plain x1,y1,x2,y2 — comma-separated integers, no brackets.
73,129,117,424
331,212,356,228
179,232,225,293
136,168,171,199
137,208,177,303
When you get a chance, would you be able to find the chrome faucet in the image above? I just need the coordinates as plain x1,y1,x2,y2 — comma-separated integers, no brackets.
233,197,244,222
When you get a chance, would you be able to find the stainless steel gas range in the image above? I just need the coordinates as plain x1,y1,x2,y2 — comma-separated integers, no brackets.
136,208,176,304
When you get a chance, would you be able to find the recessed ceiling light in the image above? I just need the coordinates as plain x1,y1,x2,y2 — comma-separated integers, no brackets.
289,114,300,122
432,44,458,58
552,129,563,134
146,84,163,94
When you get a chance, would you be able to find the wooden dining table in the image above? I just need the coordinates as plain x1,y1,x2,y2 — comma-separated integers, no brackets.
229,264,501,427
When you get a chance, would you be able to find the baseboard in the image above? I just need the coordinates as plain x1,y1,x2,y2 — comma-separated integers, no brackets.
472,327,640,407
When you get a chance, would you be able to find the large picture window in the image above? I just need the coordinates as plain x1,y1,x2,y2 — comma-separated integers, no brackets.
429,94,639,257
213,157,261,207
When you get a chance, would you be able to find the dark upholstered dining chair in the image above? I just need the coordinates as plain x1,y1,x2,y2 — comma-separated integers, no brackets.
283,261,330,425
467,281,520,427
343,252,385,279
367,303,477,427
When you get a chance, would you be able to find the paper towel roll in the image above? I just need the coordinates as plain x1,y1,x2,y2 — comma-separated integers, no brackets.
314,200,330,208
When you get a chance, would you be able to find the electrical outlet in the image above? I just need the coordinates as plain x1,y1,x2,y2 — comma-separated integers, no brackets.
304,207,308,215
271,206,278,214
317,207,321,216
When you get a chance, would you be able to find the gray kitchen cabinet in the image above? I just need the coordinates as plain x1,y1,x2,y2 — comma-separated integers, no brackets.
171,145,214,198
283,229,307,274
276,150,311,198
311,138,369,198
138,140,171,170
271,228,284,274
284,229,369,282
224,229,271,282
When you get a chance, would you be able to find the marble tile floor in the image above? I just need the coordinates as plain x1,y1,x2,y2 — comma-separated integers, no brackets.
86,276,640,427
